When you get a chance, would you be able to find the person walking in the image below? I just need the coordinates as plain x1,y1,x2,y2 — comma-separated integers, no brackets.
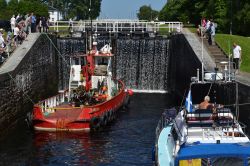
233,42,242,73
10,15,16,33
30,13,36,33
210,22,216,45
68,18,73,32
41,17,47,32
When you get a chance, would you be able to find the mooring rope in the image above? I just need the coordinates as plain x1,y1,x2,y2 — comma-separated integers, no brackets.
43,33,71,68
6,33,71,106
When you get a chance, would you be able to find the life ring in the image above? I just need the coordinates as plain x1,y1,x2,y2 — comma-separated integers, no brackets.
90,117,101,130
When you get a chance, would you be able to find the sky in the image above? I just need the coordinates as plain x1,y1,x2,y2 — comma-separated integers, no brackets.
100,0,167,19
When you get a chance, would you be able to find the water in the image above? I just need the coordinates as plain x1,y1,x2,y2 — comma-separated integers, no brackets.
0,93,173,166
115,38,169,92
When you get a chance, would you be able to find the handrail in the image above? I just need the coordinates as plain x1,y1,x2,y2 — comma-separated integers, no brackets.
48,20,183,33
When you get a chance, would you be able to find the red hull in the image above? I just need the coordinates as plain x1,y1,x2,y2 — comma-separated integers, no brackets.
32,80,129,131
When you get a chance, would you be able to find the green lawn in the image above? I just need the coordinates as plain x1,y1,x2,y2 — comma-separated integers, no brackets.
215,34,250,73
187,27,197,33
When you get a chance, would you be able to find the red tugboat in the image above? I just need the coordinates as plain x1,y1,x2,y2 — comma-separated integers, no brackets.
32,41,133,131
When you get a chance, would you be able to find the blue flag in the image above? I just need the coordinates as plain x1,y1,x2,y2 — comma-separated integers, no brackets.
185,90,193,112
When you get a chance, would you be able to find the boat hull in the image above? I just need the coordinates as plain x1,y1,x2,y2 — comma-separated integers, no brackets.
32,82,129,132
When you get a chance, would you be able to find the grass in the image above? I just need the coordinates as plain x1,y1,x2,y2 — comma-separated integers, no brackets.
186,27,250,73
215,34,250,73
159,24,171,36
187,27,197,33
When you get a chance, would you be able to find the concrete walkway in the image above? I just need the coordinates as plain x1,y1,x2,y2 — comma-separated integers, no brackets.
182,28,216,71
182,28,250,87
0,33,40,74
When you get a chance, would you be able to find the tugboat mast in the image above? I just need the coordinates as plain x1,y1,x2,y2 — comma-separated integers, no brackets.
88,0,93,51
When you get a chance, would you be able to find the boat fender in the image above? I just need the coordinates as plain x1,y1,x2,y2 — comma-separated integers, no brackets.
107,110,112,122
103,112,108,126
111,110,116,121
100,113,108,126
127,89,133,96
90,117,101,129
173,140,180,157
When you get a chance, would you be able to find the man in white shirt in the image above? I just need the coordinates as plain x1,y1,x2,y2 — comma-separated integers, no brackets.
0,32,5,48
233,43,242,73
10,15,16,32
13,25,20,46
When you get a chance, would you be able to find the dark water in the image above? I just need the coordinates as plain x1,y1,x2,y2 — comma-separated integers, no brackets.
0,93,173,166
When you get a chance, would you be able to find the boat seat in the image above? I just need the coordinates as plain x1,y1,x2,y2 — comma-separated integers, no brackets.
217,117,234,126
217,108,231,113
186,109,213,121
186,109,214,127
187,121,214,127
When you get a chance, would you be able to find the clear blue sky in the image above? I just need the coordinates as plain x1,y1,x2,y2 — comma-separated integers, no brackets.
100,0,167,19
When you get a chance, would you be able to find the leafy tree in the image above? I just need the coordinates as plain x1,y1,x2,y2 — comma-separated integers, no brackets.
17,0,48,17
7,0,19,15
41,0,101,20
68,0,101,20
137,5,159,21
0,0,8,20
159,0,250,35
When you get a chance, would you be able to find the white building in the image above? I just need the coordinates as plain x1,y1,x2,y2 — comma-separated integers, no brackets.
48,6,63,22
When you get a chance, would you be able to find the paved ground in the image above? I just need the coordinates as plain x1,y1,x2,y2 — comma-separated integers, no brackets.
183,28,250,86
182,28,216,71
0,33,40,74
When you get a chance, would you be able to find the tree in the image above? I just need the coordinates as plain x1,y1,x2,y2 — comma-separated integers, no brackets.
159,0,250,35
137,5,159,21
7,0,19,15
68,0,102,20
0,0,8,20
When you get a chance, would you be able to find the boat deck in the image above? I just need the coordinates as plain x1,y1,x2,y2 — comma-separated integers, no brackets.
44,104,82,121
185,125,249,143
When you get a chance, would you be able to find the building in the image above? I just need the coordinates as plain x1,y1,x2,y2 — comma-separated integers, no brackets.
48,6,63,22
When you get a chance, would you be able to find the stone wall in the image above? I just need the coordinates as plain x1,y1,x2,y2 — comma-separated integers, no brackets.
169,33,202,102
0,34,58,138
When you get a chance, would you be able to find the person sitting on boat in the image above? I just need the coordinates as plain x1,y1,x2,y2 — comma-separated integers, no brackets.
199,96,213,109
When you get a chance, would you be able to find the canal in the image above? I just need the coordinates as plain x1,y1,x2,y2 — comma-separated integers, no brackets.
0,93,174,166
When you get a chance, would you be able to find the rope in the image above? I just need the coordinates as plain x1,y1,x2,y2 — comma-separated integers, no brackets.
236,82,239,120
180,89,187,108
206,83,213,97
6,33,70,107
223,102,250,107
42,33,70,68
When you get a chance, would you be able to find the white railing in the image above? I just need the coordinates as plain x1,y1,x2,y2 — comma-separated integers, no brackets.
48,20,183,33
38,90,69,112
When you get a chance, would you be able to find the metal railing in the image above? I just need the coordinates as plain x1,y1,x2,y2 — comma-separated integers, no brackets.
48,20,183,33
38,90,69,113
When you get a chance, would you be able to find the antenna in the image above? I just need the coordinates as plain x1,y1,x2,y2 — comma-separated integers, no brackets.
201,33,204,83
228,40,231,82
88,0,93,51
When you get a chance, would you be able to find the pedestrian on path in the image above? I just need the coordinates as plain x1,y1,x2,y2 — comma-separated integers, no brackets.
10,15,16,33
233,42,242,73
